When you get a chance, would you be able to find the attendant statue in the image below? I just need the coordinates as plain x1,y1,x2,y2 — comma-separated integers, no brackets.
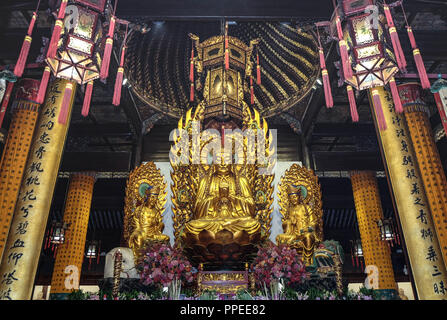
123,162,169,263
276,164,323,265
128,186,169,252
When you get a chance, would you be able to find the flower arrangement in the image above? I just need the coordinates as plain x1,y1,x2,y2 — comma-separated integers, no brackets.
251,243,309,289
137,243,195,289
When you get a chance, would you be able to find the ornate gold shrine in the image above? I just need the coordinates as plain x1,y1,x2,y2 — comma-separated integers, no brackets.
124,162,170,263
276,164,323,265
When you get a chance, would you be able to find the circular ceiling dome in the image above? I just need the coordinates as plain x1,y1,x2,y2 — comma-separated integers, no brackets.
125,21,320,120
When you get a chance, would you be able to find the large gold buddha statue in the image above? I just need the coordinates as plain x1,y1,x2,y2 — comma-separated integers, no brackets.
184,163,260,237
276,164,323,265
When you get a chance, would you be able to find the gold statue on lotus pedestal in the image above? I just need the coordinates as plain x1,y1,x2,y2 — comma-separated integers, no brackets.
276,164,323,266
124,162,170,263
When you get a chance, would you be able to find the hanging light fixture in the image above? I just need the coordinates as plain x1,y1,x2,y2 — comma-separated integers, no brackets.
350,239,364,270
44,220,70,258
12,0,130,124
377,217,400,247
315,0,431,129
85,240,101,270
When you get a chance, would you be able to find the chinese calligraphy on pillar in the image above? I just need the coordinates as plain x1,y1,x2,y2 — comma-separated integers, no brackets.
369,86,447,299
0,79,76,300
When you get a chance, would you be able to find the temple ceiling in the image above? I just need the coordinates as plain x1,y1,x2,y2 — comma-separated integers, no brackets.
124,21,320,122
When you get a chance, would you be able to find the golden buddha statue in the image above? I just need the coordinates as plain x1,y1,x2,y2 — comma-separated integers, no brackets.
123,162,170,263
128,185,169,250
184,164,260,237
276,164,323,265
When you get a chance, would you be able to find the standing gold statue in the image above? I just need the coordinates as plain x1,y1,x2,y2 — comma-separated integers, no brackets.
124,162,169,263
276,164,323,265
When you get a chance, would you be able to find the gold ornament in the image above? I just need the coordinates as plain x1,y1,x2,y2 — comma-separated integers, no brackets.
276,164,323,265
124,162,169,263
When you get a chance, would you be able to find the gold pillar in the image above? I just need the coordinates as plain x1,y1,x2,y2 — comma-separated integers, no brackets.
49,173,95,297
0,79,76,300
0,79,41,262
399,83,447,268
369,86,447,299
350,171,397,291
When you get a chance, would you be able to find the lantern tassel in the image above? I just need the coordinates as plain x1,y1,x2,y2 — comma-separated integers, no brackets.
112,68,124,106
250,76,254,105
322,70,333,108
384,5,407,71
100,38,113,80
389,78,403,113
58,82,73,125
57,0,68,20
407,27,430,89
347,85,359,122
14,12,38,77
256,53,261,85
189,48,194,82
225,38,229,70
335,16,353,80
0,82,15,128
372,89,387,130
37,66,51,104
47,20,63,59
82,81,93,117
190,83,194,102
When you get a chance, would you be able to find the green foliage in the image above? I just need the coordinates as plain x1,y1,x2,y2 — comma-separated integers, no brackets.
236,289,253,300
67,289,88,300
199,290,217,300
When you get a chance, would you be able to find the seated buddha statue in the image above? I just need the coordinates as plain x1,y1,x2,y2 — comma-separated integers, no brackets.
184,164,260,237
276,184,320,265
128,185,169,253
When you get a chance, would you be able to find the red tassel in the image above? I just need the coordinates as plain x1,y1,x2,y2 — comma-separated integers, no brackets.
82,81,93,116
100,38,113,80
339,40,353,80
14,12,37,77
347,85,359,122
57,0,68,20
319,48,326,69
107,16,116,38
37,66,51,104
225,48,229,70
190,83,194,102
0,82,14,128
389,78,403,113
322,70,333,108
113,67,124,106
250,76,254,105
256,53,261,85
335,16,344,40
58,82,73,125
47,20,63,59
384,5,407,71
372,89,387,130
189,48,194,82
407,28,430,89
13,36,32,77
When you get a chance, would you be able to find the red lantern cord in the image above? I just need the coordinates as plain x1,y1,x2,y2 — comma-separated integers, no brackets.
250,76,254,105
400,3,430,89
316,26,333,108
335,15,353,81
113,23,128,107
190,83,194,102
0,82,15,128
82,81,93,117
224,22,229,70
47,19,64,59
389,78,403,113
372,89,387,130
37,66,51,104
57,82,73,125
383,3,407,71
189,47,194,83
347,85,359,122
256,52,261,85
